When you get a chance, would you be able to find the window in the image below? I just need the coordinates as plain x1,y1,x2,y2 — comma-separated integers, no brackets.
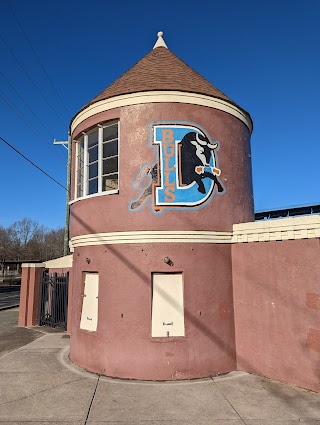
75,121,119,199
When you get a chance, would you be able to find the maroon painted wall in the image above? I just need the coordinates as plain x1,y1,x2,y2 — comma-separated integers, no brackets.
69,101,253,380
70,103,254,237
69,243,236,380
19,266,44,327
233,239,320,392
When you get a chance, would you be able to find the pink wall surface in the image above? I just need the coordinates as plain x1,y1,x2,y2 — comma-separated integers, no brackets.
70,243,236,380
69,101,253,380
19,265,44,327
19,266,30,326
70,103,254,237
233,239,320,392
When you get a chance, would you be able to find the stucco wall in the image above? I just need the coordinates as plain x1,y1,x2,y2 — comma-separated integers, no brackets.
69,100,253,380
233,238,320,392
69,243,236,380
70,102,254,236
19,264,44,327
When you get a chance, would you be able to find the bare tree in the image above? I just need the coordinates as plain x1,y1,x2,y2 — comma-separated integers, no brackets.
1,219,65,261
43,228,64,260
10,218,43,248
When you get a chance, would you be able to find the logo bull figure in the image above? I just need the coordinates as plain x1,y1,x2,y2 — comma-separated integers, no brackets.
179,131,224,194
129,123,225,215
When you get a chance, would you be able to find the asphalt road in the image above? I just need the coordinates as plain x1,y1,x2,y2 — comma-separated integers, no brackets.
0,288,20,309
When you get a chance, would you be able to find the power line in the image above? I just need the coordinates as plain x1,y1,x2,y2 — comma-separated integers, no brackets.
0,32,69,130
0,135,68,192
0,68,57,140
0,88,66,161
6,0,72,119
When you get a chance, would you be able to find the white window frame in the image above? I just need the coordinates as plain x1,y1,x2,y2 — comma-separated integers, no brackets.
72,121,119,202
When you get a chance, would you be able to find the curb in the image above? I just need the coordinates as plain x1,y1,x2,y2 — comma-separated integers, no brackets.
0,304,19,312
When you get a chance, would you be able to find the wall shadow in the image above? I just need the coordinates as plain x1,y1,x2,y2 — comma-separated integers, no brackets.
69,208,320,411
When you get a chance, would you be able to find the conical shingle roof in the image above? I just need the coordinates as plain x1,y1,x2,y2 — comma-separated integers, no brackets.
89,47,233,104
86,47,234,105
74,35,251,126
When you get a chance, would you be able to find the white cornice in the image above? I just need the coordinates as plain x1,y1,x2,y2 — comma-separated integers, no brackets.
232,215,320,243
71,230,233,248
44,255,73,269
71,91,252,135
22,263,45,268
69,216,320,249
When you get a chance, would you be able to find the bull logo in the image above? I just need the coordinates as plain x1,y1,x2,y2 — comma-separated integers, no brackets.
129,122,225,215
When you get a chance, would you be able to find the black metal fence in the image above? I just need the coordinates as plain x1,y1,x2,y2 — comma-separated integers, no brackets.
39,272,69,329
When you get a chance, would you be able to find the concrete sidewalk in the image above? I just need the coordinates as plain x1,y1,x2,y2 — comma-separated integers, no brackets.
0,311,320,424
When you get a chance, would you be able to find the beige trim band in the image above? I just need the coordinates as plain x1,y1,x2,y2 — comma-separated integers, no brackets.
44,255,73,269
70,216,320,249
71,91,252,134
22,263,45,268
232,216,320,243
71,230,233,248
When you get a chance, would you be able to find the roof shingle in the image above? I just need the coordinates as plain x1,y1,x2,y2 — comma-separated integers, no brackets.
80,46,244,112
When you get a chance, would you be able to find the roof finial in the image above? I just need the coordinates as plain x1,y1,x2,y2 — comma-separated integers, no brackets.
153,31,168,49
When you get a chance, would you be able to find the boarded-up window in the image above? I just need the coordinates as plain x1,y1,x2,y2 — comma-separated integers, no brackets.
80,273,99,332
151,273,185,337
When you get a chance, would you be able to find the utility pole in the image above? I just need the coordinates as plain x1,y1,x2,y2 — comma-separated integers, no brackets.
64,132,72,255
54,134,72,256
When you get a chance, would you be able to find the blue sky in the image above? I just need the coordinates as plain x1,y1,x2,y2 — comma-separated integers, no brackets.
0,0,319,229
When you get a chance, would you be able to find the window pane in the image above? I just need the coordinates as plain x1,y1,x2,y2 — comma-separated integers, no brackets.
78,149,84,161
102,173,118,191
77,155,84,171
77,167,84,184
88,145,98,163
88,129,98,148
89,162,98,179
88,178,98,195
77,183,83,198
103,157,118,175
103,124,118,142
77,140,84,167
75,122,119,199
78,138,84,154
103,139,118,158
76,137,85,199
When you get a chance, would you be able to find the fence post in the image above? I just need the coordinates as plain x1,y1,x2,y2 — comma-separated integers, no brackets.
19,263,45,327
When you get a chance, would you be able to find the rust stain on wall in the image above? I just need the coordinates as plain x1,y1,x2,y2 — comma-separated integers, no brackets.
306,293,320,311
306,328,320,353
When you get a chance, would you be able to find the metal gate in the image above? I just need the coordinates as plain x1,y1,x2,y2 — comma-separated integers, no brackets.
39,271,69,329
